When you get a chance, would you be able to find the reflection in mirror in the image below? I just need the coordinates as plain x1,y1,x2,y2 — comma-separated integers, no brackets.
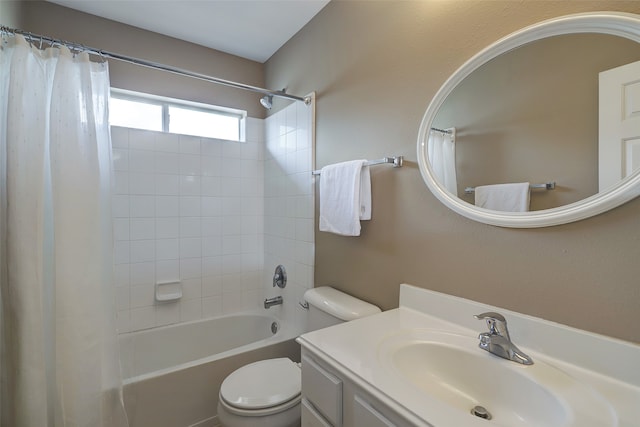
429,33,640,211
417,12,640,227
427,127,457,196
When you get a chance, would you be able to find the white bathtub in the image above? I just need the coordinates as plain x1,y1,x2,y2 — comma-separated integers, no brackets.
120,311,302,427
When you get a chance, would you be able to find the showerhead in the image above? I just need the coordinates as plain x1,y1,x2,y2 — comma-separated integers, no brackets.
260,94,273,110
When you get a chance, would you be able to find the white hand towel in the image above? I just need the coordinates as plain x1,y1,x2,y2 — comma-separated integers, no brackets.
319,160,370,236
474,182,530,212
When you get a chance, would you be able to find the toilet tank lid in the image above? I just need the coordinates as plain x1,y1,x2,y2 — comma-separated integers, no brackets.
304,286,381,321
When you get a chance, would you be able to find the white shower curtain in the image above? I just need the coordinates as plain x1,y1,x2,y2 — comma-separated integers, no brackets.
0,35,129,426
428,129,458,196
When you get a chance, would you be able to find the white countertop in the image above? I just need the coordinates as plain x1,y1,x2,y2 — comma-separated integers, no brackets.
297,284,640,427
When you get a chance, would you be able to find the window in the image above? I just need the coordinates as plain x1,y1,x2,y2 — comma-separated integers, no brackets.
109,97,163,132
109,89,245,141
168,105,240,140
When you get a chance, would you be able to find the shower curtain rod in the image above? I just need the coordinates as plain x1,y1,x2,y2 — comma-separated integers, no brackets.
430,127,453,134
0,26,311,104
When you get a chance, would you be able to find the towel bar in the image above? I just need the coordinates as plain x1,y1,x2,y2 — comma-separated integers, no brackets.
312,156,403,175
465,182,555,194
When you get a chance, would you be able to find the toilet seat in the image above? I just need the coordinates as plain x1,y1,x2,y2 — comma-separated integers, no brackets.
219,358,301,417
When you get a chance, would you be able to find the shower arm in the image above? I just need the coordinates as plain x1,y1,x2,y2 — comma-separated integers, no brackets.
0,26,312,105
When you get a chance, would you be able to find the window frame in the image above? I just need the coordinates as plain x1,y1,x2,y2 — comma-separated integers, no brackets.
109,88,247,141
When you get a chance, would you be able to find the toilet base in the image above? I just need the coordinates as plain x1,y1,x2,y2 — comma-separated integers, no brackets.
217,401,300,427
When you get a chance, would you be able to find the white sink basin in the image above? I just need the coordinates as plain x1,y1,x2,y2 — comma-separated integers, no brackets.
377,330,616,427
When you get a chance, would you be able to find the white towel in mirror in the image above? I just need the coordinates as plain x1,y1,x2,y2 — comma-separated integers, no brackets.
319,160,371,236
474,182,530,212
359,165,371,220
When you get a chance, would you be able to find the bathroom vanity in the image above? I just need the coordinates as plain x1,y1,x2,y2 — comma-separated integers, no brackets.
300,350,415,427
297,284,640,427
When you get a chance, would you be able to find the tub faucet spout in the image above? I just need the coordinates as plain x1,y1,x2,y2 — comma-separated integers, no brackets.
264,296,283,309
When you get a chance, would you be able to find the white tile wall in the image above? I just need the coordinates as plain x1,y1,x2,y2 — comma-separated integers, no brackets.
264,100,315,332
112,102,315,334
112,119,268,333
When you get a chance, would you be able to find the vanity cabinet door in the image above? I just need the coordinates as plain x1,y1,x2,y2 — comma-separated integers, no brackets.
302,355,343,427
353,395,397,427
302,398,333,427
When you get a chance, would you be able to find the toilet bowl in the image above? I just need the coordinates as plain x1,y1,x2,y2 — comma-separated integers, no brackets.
217,358,301,427
217,287,380,427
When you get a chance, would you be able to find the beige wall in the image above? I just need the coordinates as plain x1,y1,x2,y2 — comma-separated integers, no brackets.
266,0,640,343
0,0,23,28
17,1,266,118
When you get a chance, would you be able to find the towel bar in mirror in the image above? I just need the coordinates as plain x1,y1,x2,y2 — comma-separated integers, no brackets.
464,182,556,194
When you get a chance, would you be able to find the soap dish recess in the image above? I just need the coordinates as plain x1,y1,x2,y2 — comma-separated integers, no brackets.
155,281,182,302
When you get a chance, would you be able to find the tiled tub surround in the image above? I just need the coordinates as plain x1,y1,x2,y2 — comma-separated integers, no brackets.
264,99,315,332
112,100,314,333
111,122,265,333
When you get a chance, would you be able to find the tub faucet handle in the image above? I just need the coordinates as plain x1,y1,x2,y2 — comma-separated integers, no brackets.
273,265,287,288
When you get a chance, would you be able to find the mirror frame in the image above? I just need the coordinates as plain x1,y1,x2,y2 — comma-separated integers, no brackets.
417,12,640,228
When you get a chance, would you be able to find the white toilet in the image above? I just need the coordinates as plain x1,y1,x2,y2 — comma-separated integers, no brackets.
217,286,381,427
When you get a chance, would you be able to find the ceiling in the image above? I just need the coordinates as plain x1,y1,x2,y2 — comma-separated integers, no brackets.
46,0,330,63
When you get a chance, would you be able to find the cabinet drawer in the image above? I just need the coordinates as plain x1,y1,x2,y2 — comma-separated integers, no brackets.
302,398,333,427
353,395,396,427
302,355,343,427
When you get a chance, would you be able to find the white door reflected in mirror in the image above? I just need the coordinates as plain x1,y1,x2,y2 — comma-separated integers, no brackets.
599,60,640,192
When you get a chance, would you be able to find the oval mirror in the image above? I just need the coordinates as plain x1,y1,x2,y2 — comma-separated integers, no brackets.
417,12,640,228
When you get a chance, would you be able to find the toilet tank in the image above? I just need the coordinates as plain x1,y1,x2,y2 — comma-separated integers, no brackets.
304,286,381,330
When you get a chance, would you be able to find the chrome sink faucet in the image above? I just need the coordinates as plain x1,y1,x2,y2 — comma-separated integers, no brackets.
474,312,534,365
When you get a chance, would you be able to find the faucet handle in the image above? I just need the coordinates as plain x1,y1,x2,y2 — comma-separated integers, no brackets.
474,312,506,322
272,265,287,288
474,312,510,339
